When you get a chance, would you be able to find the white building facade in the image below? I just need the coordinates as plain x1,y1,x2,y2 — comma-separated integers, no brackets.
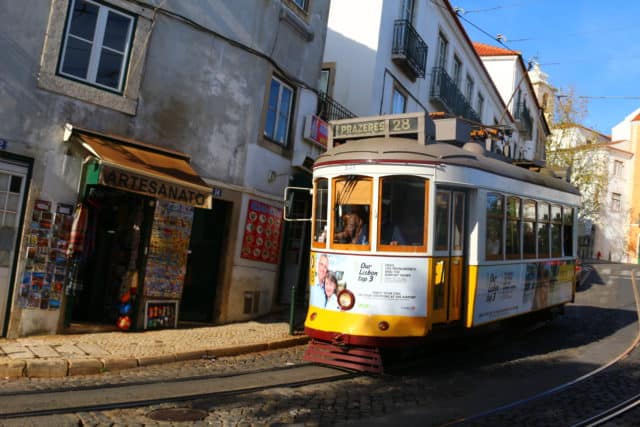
322,0,518,147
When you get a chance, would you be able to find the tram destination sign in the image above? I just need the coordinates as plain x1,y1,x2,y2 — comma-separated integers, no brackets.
333,116,419,139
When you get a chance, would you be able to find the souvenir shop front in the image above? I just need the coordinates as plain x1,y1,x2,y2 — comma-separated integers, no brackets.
59,128,212,332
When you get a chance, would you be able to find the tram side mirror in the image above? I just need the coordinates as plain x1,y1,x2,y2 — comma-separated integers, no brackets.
434,260,445,286
283,186,313,221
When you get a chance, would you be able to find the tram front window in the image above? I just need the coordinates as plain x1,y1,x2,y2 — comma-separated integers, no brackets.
313,178,328,245
332,176,371,246
380,176,426,248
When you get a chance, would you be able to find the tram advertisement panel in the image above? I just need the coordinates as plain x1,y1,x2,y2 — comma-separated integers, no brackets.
472,261,574,325
309,252,427,316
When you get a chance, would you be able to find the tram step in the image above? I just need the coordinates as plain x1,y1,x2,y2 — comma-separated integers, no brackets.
303,340,384,374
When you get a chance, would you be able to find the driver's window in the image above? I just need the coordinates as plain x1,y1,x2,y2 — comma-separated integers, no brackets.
332,176,371,247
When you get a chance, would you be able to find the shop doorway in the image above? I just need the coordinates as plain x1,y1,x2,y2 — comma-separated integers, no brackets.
179,200,231,323
69,188,150,329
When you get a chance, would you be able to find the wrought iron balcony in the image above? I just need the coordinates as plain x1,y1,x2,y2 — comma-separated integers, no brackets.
317,92,356,122
514,102,533,137
391,19,427,80
429,67,480,123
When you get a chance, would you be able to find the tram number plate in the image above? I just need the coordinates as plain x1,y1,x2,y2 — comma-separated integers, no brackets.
389,118,418,134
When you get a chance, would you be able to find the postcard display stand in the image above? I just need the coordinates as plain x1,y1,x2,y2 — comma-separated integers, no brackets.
19,200,73,311
141,200,193,329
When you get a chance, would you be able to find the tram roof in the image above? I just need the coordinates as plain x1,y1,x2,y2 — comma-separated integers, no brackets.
314,137,580,196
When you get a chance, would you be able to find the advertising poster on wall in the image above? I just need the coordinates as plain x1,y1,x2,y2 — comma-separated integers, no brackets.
308,252,427,317
240,199,282,264
472,261,574,325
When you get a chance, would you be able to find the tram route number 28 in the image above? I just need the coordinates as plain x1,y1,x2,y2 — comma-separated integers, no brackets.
390,118,415,132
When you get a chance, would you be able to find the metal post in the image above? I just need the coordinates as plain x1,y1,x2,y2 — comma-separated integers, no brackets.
289,283,297,335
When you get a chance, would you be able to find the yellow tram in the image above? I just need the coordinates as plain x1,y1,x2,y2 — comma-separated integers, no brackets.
286,113,580,372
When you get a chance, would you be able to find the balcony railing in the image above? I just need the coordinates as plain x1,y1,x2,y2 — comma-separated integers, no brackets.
317,92,356,122
429,67,480,123
391,19,427,80
515,102,533,136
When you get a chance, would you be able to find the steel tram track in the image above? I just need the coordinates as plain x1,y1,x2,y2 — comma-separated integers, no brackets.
0,363,355,419
443,268,640,426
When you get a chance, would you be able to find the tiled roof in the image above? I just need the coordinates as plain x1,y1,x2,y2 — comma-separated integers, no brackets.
632,112,640,122
473,42,520,56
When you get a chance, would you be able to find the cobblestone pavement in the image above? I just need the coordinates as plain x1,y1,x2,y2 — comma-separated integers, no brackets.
3,263,638,426
0,317,307,378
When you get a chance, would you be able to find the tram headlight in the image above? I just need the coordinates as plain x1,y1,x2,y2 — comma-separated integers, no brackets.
337,289,355,311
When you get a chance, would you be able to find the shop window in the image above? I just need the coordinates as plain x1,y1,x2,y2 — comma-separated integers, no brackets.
505,196,521,259
312,178,328,247
485,193,504,260
264,76,294,146
523,199,536,258
58,0,135,93
537,202,550,258
332,176,371,248
551,205,562,257
379,176,427,250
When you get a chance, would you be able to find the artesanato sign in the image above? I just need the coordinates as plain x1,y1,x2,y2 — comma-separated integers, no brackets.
99,164,211,208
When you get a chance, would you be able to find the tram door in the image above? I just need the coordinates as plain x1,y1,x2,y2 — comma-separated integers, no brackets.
431,190,465,324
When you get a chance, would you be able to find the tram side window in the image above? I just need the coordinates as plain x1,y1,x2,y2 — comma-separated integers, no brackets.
563,207,574,256
523,199,536,258
551,205,562,257
506,196,521,259
537,202,550,258
435,191,450,251
379,176,426,248
486,193,504,260
312,178,328,246
332,176,371,246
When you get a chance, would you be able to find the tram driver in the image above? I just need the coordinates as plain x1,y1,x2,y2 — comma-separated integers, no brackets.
334,205,368,244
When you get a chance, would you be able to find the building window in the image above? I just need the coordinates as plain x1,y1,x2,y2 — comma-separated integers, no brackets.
391,86,407,113
400,0,415,22
318,69,330,94
452,55,461,86
476,93,484,120
291,0,308,11
436,33,448,69
59,0,135,93
611,193,621,212
614,160,623,177
264,76,294,145
465,74,474,102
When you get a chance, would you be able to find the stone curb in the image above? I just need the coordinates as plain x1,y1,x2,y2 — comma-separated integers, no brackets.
5,336,310,378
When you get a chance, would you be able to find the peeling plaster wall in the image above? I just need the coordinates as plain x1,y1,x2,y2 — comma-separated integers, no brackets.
1,0,330,335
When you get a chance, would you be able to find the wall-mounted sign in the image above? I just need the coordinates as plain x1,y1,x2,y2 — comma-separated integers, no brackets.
303,115,329,147
98,164,211,208
333,116,419,140
0,139,7,150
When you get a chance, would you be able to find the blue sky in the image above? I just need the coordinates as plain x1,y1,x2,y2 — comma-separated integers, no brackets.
452,0,640,135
